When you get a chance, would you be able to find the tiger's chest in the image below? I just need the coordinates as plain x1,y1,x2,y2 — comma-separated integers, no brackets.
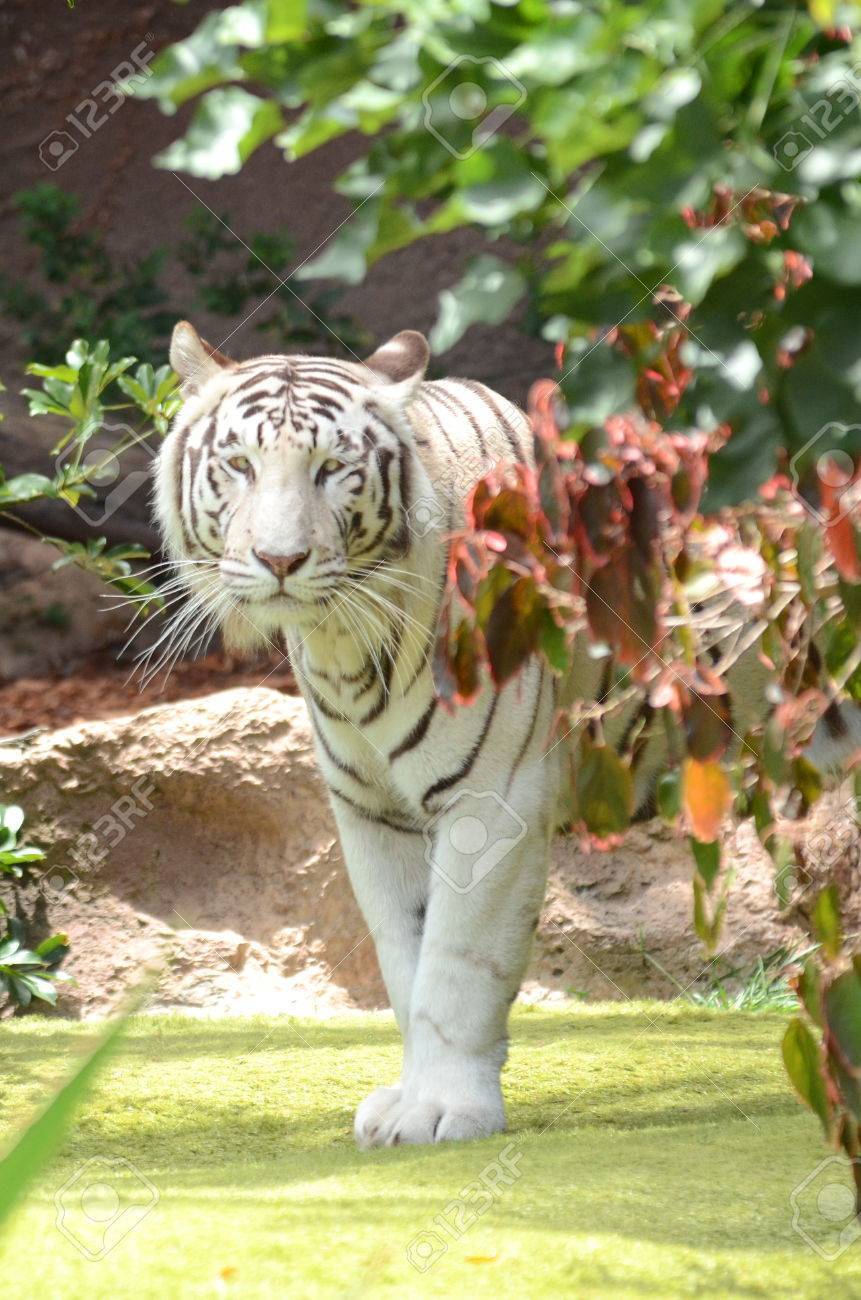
291,629,549,838
293,653,441,815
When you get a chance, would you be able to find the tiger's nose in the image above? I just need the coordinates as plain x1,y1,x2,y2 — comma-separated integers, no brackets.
253,549,310,579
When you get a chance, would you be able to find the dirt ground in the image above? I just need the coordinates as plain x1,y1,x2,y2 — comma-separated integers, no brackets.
0,649,296,736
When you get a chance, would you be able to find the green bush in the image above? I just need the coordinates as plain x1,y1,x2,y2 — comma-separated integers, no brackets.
133,0,861,503
0,805,70,1012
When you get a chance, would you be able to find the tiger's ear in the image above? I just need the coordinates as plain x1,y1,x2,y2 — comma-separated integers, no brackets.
170,321,235,396
364,330,429,406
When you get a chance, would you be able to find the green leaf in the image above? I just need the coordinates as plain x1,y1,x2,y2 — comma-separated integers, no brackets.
0,1014,128,1230
824,969,861,1122
35,933,69,960
782,1017,832,1133
539,609,569,674
797,958,822,1028
453,143,546,227
13,973,58,1005
0,473,60,507
690,837,720,891
266,0,308,43
0,807,24,835
9,976,31,1008
129,11,245,111
656,770,682,822
430,255,526,354
811,886,843,961
154,88,284,179
484,575,547,687
293,201,380,285
575,739,632,840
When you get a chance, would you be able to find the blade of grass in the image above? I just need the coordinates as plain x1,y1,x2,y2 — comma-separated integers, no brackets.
0,1013,128,1232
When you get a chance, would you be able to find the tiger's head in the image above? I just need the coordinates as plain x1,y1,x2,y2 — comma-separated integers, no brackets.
155,322,433,654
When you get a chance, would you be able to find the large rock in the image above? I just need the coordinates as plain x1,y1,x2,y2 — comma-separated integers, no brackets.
0,689,374,1017
0,686,850,1018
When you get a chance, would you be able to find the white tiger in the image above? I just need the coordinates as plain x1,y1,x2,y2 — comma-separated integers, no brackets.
156,322,561,1147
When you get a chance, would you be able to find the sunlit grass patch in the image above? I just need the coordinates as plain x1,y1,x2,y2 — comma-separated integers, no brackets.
1,1004,859,1298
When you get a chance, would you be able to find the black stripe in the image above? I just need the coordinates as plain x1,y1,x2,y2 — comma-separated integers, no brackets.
296,362,361,381
421,692,499,811
463,380,527,462
358,619,403,725
351,446,396,559
402,533,451,695
305,681,349,722
296,376,355,402
416,392,458,457
330,787,421,835
233,371,289,396
430,384,487,457
312,714,370,786
174,425,195,555
309,393,347,413
390,695,437,761
506,666,544,795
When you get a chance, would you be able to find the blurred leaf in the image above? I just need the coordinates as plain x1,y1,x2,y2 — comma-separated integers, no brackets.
782,1017,832,1132
431,256,526,354
129,11,244,110
575,739,632,840
484,576,547,686
656,769,682,822
798,958,823,1027
691,837,721,891
824,969,861,1122
684,758,730,843
0,1015,128,1231
155,88,283,178
585,548,658,665
812,885,843,961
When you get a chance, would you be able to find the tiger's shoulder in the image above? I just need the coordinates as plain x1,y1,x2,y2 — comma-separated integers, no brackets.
409,378,533,493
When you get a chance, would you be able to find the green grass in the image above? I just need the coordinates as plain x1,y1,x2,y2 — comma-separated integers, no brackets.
2,1003,860,1298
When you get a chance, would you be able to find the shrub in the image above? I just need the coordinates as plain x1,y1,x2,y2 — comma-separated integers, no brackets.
132,0,861,504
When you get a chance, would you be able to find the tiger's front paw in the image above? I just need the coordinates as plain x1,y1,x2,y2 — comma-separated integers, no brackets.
354,1085,403,1149
354,1082,504,1148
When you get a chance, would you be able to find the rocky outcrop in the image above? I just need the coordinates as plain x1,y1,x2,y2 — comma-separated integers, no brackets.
0,689,374,1016
0,686,853,1018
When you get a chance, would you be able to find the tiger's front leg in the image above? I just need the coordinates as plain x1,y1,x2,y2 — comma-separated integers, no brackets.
328,802,432,1143
355,776,554,1148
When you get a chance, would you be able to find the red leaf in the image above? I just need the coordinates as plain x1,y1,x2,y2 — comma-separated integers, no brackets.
584,547,659,665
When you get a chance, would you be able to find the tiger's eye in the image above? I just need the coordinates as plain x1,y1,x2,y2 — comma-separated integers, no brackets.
227,454,251,474
316,457,345,484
